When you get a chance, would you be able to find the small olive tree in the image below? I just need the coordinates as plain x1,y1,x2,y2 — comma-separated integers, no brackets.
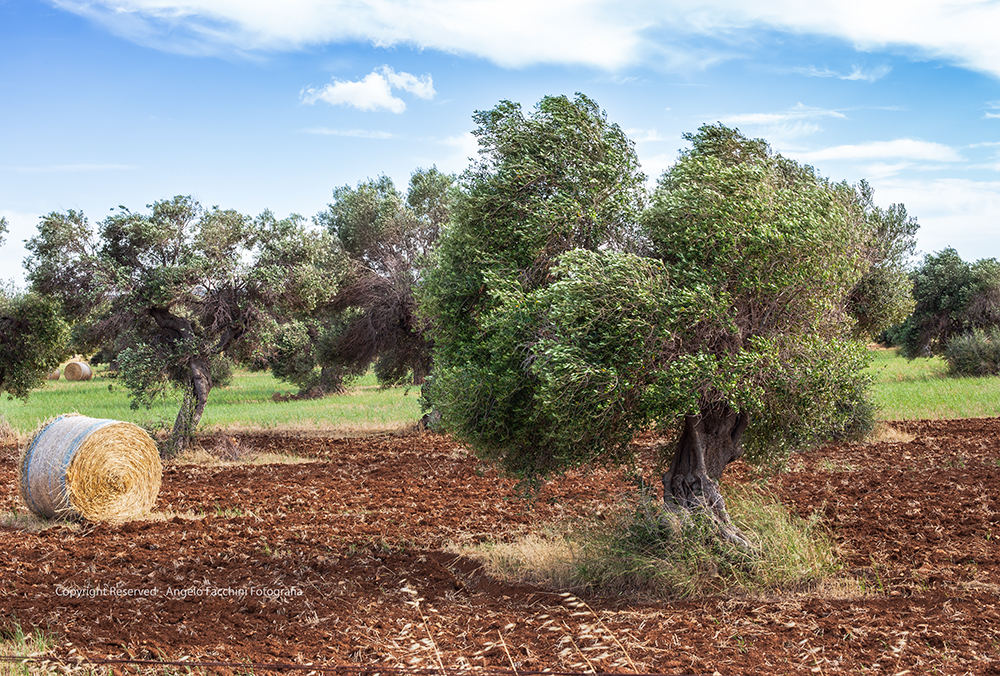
893,247,1000,359
301,167,454,389
25,198,310,451
0,217,69,399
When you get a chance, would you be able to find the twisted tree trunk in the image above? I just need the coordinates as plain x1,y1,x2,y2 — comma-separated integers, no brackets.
662,403,754,549
170,357,212,453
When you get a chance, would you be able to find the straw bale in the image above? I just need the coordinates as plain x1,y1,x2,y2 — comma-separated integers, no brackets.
18,414,161,522
64,362,92,381
47,369,61,380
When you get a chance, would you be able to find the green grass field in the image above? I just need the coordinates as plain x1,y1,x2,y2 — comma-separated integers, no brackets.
867,347,1000,420
0,366,422,436
1,348,995,437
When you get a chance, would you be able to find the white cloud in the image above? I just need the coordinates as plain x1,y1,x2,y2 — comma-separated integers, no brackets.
873,178,1000,260
625,128,673,143
792,139,965,163
300,65,434,113
302,127,395,139
793,64,892,82
724,103,846,127
48,0,1000,77
434,132,479,174
721,103,844,145
638,153,676,183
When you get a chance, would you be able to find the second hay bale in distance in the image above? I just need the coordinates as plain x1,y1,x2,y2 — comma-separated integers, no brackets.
64,362,92,381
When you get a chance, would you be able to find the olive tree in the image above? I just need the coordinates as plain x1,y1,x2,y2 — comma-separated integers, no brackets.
893,248,1000,359
280,167,455,393
25,198,307,451
420,93,647,468
422,107,915,546
0,217,69,399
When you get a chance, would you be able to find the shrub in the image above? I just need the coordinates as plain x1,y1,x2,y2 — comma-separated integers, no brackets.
944,327,1000,376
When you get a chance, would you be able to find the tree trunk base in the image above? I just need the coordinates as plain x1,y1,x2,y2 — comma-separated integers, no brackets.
661,405,757,552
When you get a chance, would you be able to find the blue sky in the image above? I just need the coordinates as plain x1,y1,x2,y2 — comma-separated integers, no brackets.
2,0,999,287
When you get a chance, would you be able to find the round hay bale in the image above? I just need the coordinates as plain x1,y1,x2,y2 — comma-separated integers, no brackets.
18,414,161,522
47,369,61,380
64,362,92,381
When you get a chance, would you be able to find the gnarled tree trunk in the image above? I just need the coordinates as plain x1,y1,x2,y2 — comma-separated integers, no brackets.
662,402,753,549
169,357,212,454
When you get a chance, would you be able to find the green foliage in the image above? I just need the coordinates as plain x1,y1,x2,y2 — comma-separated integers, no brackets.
0,288,69,400
0,216,71,399
943,327,1000,376
424,113,911,485
270,166,453,394
642,125,895,456
897,248,1000,358
24,198,319,447
421,94,647,477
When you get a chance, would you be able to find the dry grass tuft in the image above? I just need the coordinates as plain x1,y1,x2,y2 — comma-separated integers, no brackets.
172,444,315,467
865,422,916,444
0,415,20,449
461,486,843,601
0,510,70,533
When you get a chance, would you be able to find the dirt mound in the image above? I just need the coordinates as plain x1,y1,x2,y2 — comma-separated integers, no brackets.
1,421,999,673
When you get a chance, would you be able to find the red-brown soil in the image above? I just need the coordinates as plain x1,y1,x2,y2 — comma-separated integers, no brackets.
2,419,999,674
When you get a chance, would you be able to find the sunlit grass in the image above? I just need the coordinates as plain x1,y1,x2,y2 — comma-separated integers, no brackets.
868,347,1000,420
0,366,421,436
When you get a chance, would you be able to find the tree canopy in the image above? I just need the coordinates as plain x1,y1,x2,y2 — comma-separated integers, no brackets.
287,166,455,391
0,217,69,399
25,197,311,451
421,105,916,545
893,247,1000,359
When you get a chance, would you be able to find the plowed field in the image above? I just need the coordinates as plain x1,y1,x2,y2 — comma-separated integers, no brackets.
2,418,999,674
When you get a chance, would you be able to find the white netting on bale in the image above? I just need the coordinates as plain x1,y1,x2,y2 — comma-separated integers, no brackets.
18,414,162,522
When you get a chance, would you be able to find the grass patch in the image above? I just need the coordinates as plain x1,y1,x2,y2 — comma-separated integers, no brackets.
868,347,1000,420
0,619,58,676
0,367,421,437
0,511,66,533
171,446,316,467
461,486,841,600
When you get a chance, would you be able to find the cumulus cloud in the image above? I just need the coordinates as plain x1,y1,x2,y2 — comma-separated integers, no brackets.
47,0,1000,77
300,66,434,113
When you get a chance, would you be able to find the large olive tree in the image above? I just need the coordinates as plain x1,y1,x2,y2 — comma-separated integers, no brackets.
422,105,915,546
